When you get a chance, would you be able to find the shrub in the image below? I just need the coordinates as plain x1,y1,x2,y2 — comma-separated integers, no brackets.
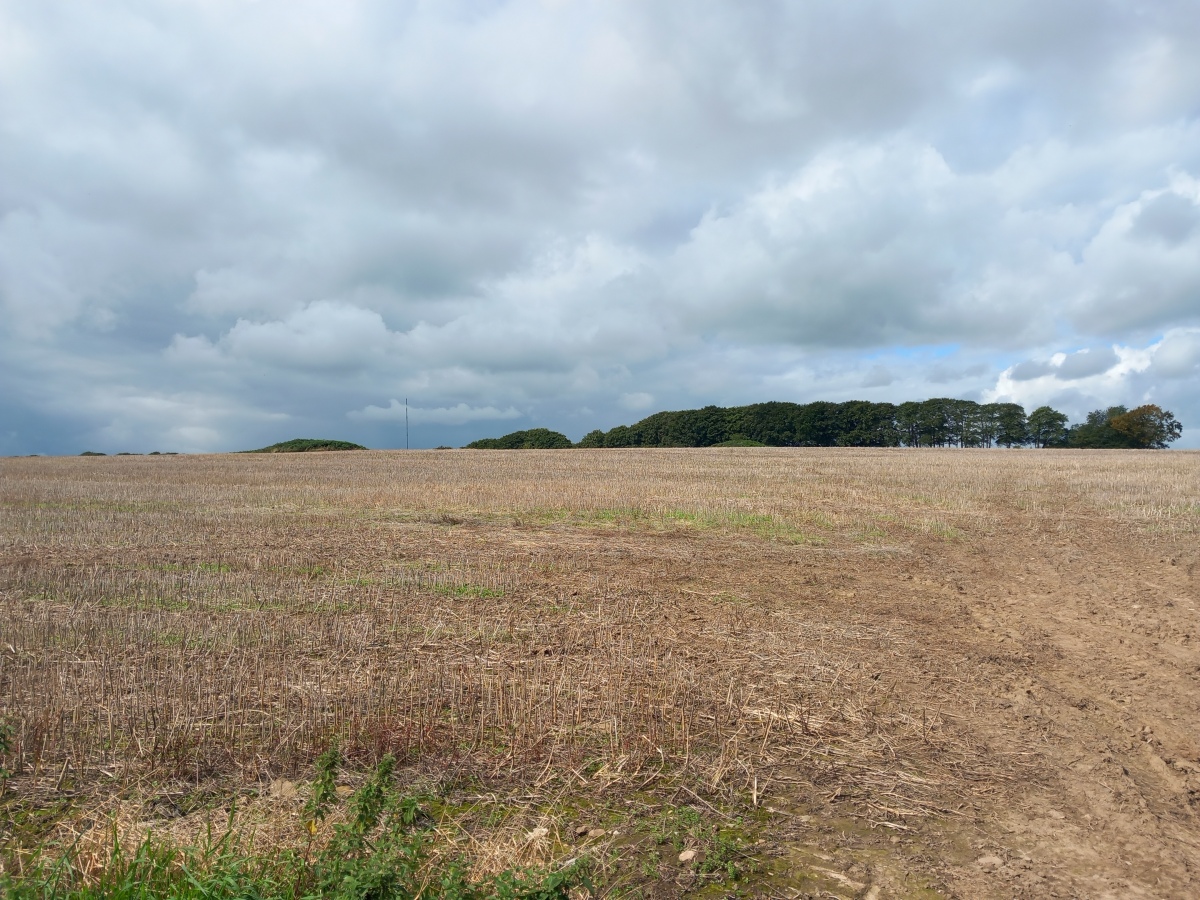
246,439,368,453
464,429,572,450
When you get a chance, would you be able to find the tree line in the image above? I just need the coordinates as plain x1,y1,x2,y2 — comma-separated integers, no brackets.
465,400,1182,450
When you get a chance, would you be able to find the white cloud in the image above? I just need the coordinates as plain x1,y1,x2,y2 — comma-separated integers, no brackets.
224,303,396,370
1072,181,1200,332
170,301,403,372
986,335,1185,428
2,1,1200,451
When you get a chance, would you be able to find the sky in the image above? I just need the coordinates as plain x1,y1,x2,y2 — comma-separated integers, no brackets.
2,0,1199,454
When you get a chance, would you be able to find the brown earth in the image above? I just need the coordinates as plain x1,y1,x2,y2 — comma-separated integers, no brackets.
1,449,1198,897
818,487,1200,898
909,487,1200,897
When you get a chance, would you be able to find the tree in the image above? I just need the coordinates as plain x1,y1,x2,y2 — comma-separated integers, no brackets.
835,401,900,446
664,405,729,446
603,425,635,448
917,398,958,446
465,428,572,449
1066,406,1138,449
1027,406,1069,448
729,402,800,445
895,402,923,447
793,402,840,446
947,399,983,447
985,402,1028,448
1109,405,1183,449
577,430,606,448
465,398,1170,452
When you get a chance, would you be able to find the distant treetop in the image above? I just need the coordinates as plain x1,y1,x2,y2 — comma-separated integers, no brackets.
465,428,573,450
245,438,368,453
1065,404,1182,450
466,399,1183,450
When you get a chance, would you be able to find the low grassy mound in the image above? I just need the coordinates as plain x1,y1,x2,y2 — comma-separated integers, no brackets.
465,428,572,449
246,438,368,453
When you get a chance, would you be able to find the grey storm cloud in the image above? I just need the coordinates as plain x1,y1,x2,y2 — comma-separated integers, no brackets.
2,0,1200,454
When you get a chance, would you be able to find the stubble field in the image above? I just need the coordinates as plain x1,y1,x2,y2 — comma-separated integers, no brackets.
1,448,1198,898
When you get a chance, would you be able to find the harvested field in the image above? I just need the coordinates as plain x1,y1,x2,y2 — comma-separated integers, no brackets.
1,448,1199,897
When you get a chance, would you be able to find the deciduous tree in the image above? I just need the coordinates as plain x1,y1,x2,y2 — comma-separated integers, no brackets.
1027,406,1069,448
1109,405,1183,449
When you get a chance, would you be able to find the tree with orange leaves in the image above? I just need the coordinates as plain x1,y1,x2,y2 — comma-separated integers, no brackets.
1109,405,1183,449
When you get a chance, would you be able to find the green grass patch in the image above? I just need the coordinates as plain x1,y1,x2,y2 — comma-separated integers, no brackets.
712,511,822,544
646,805,756,882
1,753,588,900
925,520,966,541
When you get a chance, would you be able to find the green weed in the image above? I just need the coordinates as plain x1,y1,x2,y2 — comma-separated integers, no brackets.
1,752,590,900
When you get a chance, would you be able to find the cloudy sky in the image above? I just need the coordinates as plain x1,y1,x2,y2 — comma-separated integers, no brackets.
2,0,1199,453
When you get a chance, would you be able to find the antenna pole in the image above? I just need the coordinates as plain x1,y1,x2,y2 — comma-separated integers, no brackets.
405,398,409,450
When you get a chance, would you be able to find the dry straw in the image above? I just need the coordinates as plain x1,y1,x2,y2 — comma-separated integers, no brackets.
1,448,1196,864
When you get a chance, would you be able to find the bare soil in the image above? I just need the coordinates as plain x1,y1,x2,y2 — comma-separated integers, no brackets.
909,485,1200,898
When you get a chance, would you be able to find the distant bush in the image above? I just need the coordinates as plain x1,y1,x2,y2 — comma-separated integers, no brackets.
79,451,106,456
246,438,368,453
465,428,573,450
